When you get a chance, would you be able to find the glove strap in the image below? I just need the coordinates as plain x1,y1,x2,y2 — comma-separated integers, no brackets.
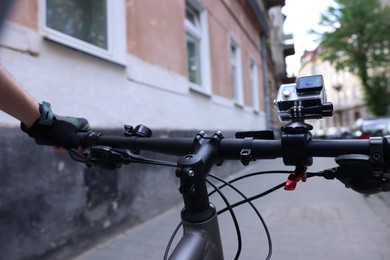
38,101,56,126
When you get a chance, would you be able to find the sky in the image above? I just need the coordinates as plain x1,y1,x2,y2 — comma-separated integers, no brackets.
282,0,336,76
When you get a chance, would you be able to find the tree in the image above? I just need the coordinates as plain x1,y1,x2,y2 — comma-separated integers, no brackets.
318,0,390,116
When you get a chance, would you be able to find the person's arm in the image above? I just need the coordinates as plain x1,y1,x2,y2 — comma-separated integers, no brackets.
0,64,40,128
0,64,90,149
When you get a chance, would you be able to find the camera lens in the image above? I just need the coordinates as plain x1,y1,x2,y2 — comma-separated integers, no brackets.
296,75,323,94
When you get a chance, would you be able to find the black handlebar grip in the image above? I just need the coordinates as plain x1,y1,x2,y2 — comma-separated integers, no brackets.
77,132,99,147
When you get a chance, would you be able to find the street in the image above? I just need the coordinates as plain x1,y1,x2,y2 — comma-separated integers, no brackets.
73,158,390,260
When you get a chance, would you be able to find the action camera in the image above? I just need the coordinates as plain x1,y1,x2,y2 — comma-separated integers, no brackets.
274,75,333,121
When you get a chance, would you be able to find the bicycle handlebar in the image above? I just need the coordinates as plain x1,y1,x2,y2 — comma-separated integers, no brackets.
73,127,390,195
77,132,373,159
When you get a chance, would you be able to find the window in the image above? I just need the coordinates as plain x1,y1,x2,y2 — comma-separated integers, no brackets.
353,84,361,101
187,33,201,84
249,59,260,111
185,0,211,94
345,89,351,106
39,0,126,64
230,36,243,105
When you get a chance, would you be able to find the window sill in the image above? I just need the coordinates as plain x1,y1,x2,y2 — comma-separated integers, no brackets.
41,32,126,66
0,22,42,56
234,101,244,109
189,84,212,98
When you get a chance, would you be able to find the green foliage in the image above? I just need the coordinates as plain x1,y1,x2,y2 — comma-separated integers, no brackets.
318,0,390,116
365,75,390,115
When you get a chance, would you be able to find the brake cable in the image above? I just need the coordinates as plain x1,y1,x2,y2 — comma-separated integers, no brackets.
208,174,273,260
206,179,242,260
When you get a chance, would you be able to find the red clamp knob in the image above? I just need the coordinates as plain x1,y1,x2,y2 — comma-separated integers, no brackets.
285,167,307,191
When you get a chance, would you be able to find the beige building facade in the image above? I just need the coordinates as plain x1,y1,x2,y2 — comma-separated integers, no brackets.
299,46,367,131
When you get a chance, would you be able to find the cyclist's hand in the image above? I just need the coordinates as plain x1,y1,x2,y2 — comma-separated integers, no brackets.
21,101,90,149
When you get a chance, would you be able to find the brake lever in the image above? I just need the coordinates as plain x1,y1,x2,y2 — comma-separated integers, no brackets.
69,146,177,169
69,146,124,170
69,148,89,163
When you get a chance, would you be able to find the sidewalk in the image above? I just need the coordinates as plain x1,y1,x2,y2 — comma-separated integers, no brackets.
73,159,390,260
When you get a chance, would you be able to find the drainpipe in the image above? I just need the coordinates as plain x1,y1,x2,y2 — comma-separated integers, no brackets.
260,33,270,129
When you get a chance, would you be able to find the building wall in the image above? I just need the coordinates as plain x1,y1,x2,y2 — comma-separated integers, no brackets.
126,0,187,76
265,5,295,130
1,0,267,131
268,6,285,78
6,0,38,30
207,0,265,106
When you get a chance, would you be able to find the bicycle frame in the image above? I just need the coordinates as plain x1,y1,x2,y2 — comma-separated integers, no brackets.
169,208,223,260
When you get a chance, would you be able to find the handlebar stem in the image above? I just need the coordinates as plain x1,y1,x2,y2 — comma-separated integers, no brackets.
176,131,224,223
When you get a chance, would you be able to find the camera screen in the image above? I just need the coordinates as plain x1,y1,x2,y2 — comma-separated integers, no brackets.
296,75,323,94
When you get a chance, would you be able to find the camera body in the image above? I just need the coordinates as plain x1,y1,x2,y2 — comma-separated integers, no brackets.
274,75,333,121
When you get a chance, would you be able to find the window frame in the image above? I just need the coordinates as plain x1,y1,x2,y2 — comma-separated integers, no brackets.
229,35,244,106
38,0,126,65
184,0,212,95
249,59,260,112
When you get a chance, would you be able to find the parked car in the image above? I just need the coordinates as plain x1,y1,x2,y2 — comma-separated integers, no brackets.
352,118,390,139
324,127,352,139
312,129,326,139
384,120,390,135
